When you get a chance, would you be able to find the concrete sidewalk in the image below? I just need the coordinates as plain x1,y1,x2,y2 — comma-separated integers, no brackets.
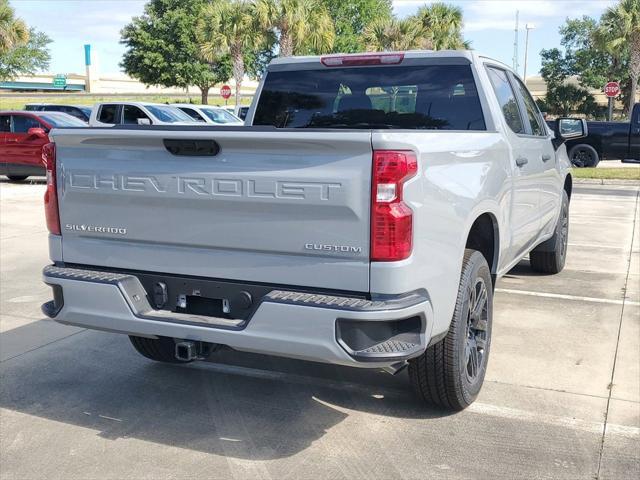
0,181,638,479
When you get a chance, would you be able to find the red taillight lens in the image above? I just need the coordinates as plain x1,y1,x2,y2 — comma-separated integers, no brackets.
371,150,417,261
43,143,60,235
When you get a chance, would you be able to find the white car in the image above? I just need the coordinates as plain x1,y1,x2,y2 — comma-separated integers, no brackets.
172,104,244,125
89,102,197,127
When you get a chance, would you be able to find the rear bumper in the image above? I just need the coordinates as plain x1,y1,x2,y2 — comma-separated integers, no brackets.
42,265,434,368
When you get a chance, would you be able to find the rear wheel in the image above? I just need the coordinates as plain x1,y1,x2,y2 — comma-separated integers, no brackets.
409,249,492,410
7,175,28,182
129,335,193,364
530,190,569,274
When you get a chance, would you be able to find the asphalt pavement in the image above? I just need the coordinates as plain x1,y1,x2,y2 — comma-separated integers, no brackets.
0,179,638,479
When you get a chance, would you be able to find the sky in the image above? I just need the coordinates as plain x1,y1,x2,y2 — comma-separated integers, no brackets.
10,0,618,78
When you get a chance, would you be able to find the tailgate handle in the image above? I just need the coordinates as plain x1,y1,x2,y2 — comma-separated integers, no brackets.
163,139,220,156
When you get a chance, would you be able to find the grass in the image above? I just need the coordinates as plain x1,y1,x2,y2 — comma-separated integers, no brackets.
0,94,253,110
572,167,640,180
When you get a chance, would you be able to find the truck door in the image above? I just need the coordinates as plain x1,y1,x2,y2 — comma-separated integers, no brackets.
5,114,48,168
486,66,544,263
511,74,561,236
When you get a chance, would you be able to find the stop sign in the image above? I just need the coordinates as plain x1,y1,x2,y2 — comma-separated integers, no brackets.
604,81,620,98
220,85,232,99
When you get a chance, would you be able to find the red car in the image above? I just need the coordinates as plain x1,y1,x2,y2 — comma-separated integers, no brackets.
0,111,86,181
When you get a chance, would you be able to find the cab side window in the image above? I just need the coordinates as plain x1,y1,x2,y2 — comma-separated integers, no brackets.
179,107,205,122
123,105,151,125
0,115,10,132
12,115,42,133
513,76,546,136
486,67,524,134
98,104,119,124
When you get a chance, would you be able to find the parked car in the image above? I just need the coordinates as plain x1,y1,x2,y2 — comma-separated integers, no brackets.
0,111,86,181
562,103,639,167
89,102,197,126
41,51,584,410
172,104,243,125
24,104,92,123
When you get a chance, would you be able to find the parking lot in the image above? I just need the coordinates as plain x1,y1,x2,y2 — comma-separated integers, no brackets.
0,179,638,479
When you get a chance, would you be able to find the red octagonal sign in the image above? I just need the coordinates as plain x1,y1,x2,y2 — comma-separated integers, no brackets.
220,85,232,99
604,81,620,98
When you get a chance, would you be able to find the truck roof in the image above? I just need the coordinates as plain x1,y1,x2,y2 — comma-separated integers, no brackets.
268,50,513,74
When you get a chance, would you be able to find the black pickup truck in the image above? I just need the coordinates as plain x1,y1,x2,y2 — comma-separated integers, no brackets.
562,103,639,167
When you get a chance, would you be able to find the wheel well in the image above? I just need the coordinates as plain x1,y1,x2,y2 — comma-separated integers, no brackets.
466,213,498,283
564,174,572,199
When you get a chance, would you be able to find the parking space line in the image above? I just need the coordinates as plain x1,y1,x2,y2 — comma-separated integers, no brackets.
495,288,640,306
568,242,628,250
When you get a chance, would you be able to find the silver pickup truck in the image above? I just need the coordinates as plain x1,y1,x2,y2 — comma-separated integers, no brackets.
41,51,586,410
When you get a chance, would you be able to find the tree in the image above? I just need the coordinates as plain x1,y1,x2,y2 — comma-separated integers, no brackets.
320,0,392,53
540,47,604,118
0,0,28,55
596,0,640,116
196,0,256,107
254,0,335,57
362,17,424,51
121,0,231,104
0,28,50,81
414,2,468,50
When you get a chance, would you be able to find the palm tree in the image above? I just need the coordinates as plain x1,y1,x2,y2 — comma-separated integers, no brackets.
596,0,640,116
414,2,467,50
254,0,334,57
196,0,255,107
362,17,423,52
0,0,29,55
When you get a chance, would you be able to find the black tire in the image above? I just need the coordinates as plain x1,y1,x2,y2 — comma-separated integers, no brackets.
530,190,569,274
129,335,193,364
409,249,492,410
7,175,28,182
568,144,599,167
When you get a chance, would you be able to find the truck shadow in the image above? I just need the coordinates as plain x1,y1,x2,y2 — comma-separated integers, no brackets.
0,325,454,461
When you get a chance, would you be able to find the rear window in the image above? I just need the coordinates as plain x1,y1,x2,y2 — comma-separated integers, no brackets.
253,64,485,130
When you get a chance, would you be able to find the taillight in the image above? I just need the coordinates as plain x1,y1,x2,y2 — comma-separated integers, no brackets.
43,143,60,235
321,53,405,67
371,150,417,261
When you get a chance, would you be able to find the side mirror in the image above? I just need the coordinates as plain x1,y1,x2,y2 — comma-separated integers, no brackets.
137,118,151,125
552,118,588,149
27,127,47,138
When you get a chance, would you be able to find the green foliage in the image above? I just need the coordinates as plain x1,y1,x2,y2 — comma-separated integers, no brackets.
0,0,28,55
595,0,640,115
540,3,639,118
0,27,50,81
121,0,231,103
363,17,424,51
320,0,392,53
362,2,469,52
414,2,467,50
254,0,335,56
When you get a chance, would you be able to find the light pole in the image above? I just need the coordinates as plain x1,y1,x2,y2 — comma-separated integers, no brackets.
523,23,535,85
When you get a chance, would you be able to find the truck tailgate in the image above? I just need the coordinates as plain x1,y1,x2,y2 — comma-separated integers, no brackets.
52,128,373,292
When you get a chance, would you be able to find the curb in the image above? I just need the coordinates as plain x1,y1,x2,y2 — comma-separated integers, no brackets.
574,178,640,186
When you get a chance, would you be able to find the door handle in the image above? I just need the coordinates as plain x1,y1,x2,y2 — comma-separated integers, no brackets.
541,154,552,162
516,157,528,167
6,138,17,142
